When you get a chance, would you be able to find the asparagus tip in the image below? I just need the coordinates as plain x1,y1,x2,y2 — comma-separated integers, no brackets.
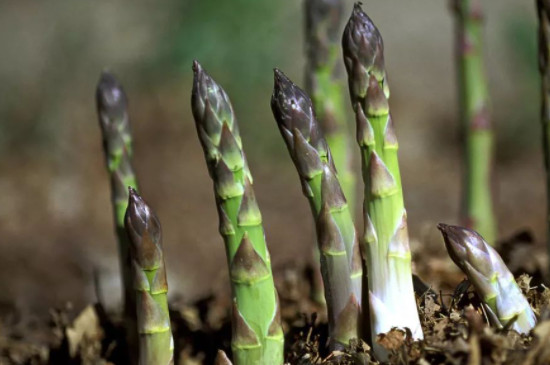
344,2,382,56
127,186,139,204
350,2,371,25
96,70,127,116
437,223,465,255
192,59,202,74
437,223,486,270
437,223,473,246
126,188,150,233
342,1,385,102
271,68,313,128
272,68,290,90
191,60,220,126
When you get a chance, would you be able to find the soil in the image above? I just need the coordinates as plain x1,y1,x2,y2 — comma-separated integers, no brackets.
1,230,549,365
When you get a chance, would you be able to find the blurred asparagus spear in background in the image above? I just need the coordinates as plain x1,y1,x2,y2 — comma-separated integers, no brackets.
305,0,355,307
438,224,536,334
452,0,496,245
537,0,550,264
305,0,354,214
125,188,173,365
191,61,284,365
342,3,423,354
271,69,362,349
96,71,139,355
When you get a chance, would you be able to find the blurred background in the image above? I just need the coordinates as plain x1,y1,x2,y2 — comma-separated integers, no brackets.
0,0,540,320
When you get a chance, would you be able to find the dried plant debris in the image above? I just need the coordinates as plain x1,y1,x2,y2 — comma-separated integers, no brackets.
286,273,550,365
2,273,550,364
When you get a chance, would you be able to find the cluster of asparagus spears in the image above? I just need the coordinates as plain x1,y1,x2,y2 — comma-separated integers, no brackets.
92,1,544,364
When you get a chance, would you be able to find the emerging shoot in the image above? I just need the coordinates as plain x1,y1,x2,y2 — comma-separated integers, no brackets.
438,224,536,334
125,188,174,365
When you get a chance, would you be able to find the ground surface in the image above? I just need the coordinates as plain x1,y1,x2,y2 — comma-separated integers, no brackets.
1,233,549,364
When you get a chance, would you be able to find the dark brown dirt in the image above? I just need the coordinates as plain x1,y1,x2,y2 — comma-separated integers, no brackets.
2,233,550,365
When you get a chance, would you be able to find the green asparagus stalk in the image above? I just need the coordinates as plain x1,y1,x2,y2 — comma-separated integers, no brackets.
305,0,354,214
342,3,423,351
452,0,496,245
125,188,174,365
215,350,233,365
191,61,284,365
305,0,355,307
438,224,536,333
95,71,139,354
537,0,550,264
271,69,362,348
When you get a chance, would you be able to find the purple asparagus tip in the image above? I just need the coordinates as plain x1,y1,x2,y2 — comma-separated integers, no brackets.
437,223,488,271
127,187,150,235
96,71,127,119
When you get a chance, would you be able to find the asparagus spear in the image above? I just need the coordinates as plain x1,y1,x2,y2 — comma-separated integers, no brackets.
305,0,355,307
271,69,362,348
342,3,423,350
305,0,355,214
438,224,536,333
452,0,497,244
125,188,174,365
537,0,550,263
95,71,139,353
191,61,284,365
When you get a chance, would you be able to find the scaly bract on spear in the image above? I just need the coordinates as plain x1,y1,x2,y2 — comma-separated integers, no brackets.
271,69,362,349
342,3,423,353
452,0,496,245
191,61,284,365
438,224,536,334
125,188,174,365
95,71,139,355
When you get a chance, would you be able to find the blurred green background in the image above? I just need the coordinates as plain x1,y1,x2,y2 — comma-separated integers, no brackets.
0,0,540,318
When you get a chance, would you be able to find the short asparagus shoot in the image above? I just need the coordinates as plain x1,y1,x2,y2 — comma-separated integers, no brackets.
271,69,362,349
125,188,174,365
438,224,536,334
191,61,284,365
342,3,423,352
